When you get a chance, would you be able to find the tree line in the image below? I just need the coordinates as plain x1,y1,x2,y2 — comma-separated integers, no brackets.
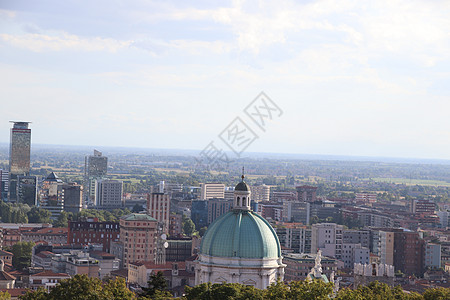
10,273,449,300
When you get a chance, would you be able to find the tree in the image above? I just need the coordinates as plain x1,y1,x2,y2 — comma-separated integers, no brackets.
184,282,265,300
141,271,171,299
288,279,333,300
27,207,51,223
103,278,136,300
336,281,423,300
423,287,450,300
182,217,195,236
53,211,72,227
48,274,104,300
10,241,34,271
198,227,208,237
19,276,137,300
132,203,144,213
19,287,48,300
0,291,11,300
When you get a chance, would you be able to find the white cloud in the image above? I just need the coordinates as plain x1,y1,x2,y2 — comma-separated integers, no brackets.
0,32,132,52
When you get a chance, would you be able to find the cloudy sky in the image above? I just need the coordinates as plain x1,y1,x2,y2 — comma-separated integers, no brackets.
0,0,449,160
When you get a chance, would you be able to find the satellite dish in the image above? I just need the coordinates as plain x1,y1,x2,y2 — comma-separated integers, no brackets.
163,242,169,248
161,234,167,240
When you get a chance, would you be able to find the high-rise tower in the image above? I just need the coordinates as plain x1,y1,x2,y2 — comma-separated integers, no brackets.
9,121,31,202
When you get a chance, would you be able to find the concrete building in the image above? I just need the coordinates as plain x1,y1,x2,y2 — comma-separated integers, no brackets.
8,121,31,202
311,223,343,260
296,186,317,202
343,230,370,249
355,193,377,205
17,175,38,206
412,199,436,216
0,169,8,201
380,231,395,265
283,201,310,225
191,201,208,229
119,213,158,267
96,179,123,208
62,183,83,214
250,184,270,202
196,175,285,289
437,211,449,227
425,243,441,270
169,214,183,237
341,243,370,268
207,198,232,225
147,193,170,233
199,183,225,200
85,150,107,178
283,253,339,282
39,172,64,219
85,150,108,205
274,224,311,254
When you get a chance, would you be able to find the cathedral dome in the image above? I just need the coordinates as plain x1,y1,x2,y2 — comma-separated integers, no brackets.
234,181,250,192
200,210,281,259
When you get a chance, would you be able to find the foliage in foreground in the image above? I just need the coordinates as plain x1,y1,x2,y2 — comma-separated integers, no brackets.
17,275,450,300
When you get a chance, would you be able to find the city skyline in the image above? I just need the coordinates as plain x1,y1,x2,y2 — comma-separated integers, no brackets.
1,1,450,160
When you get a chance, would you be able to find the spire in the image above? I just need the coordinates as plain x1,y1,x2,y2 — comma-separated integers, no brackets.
241,167,245,181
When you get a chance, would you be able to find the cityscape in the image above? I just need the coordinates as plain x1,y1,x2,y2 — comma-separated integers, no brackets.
1,1,450,299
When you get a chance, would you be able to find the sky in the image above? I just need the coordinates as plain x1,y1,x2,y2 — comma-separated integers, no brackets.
0,0,449,160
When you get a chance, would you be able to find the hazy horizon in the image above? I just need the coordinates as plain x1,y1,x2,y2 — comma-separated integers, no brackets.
1,1,449,160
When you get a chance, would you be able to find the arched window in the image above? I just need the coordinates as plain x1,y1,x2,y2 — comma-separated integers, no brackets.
242,197,246,206
236,197,240,207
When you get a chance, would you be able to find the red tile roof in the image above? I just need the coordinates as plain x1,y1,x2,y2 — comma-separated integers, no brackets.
31,270,70,278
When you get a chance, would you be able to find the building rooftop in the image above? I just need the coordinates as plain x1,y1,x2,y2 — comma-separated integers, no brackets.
120,213,157,222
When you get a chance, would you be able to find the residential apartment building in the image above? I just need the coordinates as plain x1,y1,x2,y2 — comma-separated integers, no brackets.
96,179,123,208
119,213,158,267
311,223,343,260
199,183,225,200
68,219,120,252
296,186,317,202
147,193,170,233
250,184,270,202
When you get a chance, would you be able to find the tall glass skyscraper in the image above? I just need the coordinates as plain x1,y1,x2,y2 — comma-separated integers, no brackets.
9,121,31,202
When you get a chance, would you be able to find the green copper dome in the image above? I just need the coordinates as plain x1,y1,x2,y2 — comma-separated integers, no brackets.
200,210,281,259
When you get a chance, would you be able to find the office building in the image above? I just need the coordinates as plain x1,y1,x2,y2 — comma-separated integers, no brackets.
119,213,158,267
62,183,83,214
199,183,224,200
147,193,170,233
96,179,123,208
250,184,270,202
311,223,343,260
85,150,107,177
17,175,38,206
39,172,64,219
207,198,232,224
191,201,208,229
296,186,317,202
425,243,441,269
283,201,310,224
0,170,8,201
8,121,31,202
343,229,370,249
85,150,108,205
